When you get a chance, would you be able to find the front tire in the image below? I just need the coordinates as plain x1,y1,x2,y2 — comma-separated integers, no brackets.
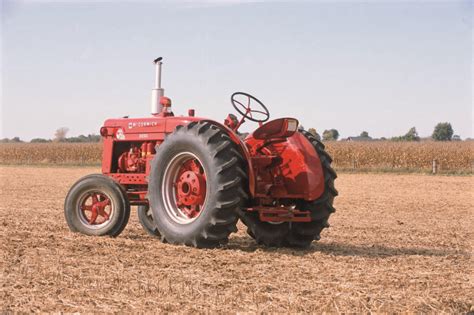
64,174,130,237
148,121,247,248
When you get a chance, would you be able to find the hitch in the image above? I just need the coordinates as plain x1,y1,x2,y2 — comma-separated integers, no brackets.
247,206,311,223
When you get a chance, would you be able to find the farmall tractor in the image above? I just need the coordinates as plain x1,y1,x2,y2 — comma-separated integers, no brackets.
64,57,338,248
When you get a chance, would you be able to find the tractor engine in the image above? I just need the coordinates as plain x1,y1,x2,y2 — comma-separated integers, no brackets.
117,142,155,173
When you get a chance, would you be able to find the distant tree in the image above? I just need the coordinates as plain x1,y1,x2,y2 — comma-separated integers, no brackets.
392,127,420,141
0,137,22,143
66,135,88,143
432,122,453,141
30,138,51,143
360,131,369,138
54,127,69,142
322,129,339,141
452,135,461,141
308,128,321,141
87,134,101,142
65,134,101,143
404,127,420,141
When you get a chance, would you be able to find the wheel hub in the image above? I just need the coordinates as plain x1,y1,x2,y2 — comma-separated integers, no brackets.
162,153,208,223
79,192,112,225
174,159,206,219
176,170,205,207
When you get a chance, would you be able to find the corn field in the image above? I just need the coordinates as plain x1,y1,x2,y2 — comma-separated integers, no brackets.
0,143,102,165
0,141,472,173
325,141,473,173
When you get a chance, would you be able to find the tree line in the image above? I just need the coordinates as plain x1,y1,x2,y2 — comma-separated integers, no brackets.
0,127,101,143
0,122,467,143
307,122,462,142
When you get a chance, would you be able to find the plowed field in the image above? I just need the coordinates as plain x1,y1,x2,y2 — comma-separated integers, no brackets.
1,167,472,312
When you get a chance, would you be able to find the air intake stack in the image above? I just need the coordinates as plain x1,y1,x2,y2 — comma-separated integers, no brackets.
151,57,164,115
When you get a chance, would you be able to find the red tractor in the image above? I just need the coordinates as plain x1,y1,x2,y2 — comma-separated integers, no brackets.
64,57,337,248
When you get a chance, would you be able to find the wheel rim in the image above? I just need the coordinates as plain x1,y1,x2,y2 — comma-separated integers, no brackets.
77,190,114,229
162,152,207,224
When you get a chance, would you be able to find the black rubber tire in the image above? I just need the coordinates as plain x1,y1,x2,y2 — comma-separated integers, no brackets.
148,121,248,248
64,174,131,237
238,212,290,247
137,205,160,238
239,129,338,248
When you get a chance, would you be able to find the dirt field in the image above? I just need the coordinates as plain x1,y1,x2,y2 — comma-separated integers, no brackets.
1,166,472,313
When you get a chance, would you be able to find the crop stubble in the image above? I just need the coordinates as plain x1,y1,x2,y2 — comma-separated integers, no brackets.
0,167,472,312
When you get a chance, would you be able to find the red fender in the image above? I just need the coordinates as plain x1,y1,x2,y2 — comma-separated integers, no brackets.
245,131,325,201
277,132,325,200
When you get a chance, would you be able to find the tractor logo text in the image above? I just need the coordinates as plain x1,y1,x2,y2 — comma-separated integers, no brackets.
128,121,158,129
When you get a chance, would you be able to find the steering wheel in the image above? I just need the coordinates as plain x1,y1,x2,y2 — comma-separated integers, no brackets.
231,92,270,123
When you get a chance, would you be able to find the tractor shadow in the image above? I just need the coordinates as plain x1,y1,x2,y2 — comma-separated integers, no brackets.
225,235,469,258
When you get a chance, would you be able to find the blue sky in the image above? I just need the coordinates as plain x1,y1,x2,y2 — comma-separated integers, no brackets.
1,0,472,140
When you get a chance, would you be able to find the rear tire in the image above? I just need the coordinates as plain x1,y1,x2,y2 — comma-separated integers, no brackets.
148,121,247,248
239,130,338,248
137,205,160,238
64,174,130,237
238,213,289,247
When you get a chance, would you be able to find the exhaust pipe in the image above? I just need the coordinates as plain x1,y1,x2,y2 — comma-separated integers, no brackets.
151,57,164,115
